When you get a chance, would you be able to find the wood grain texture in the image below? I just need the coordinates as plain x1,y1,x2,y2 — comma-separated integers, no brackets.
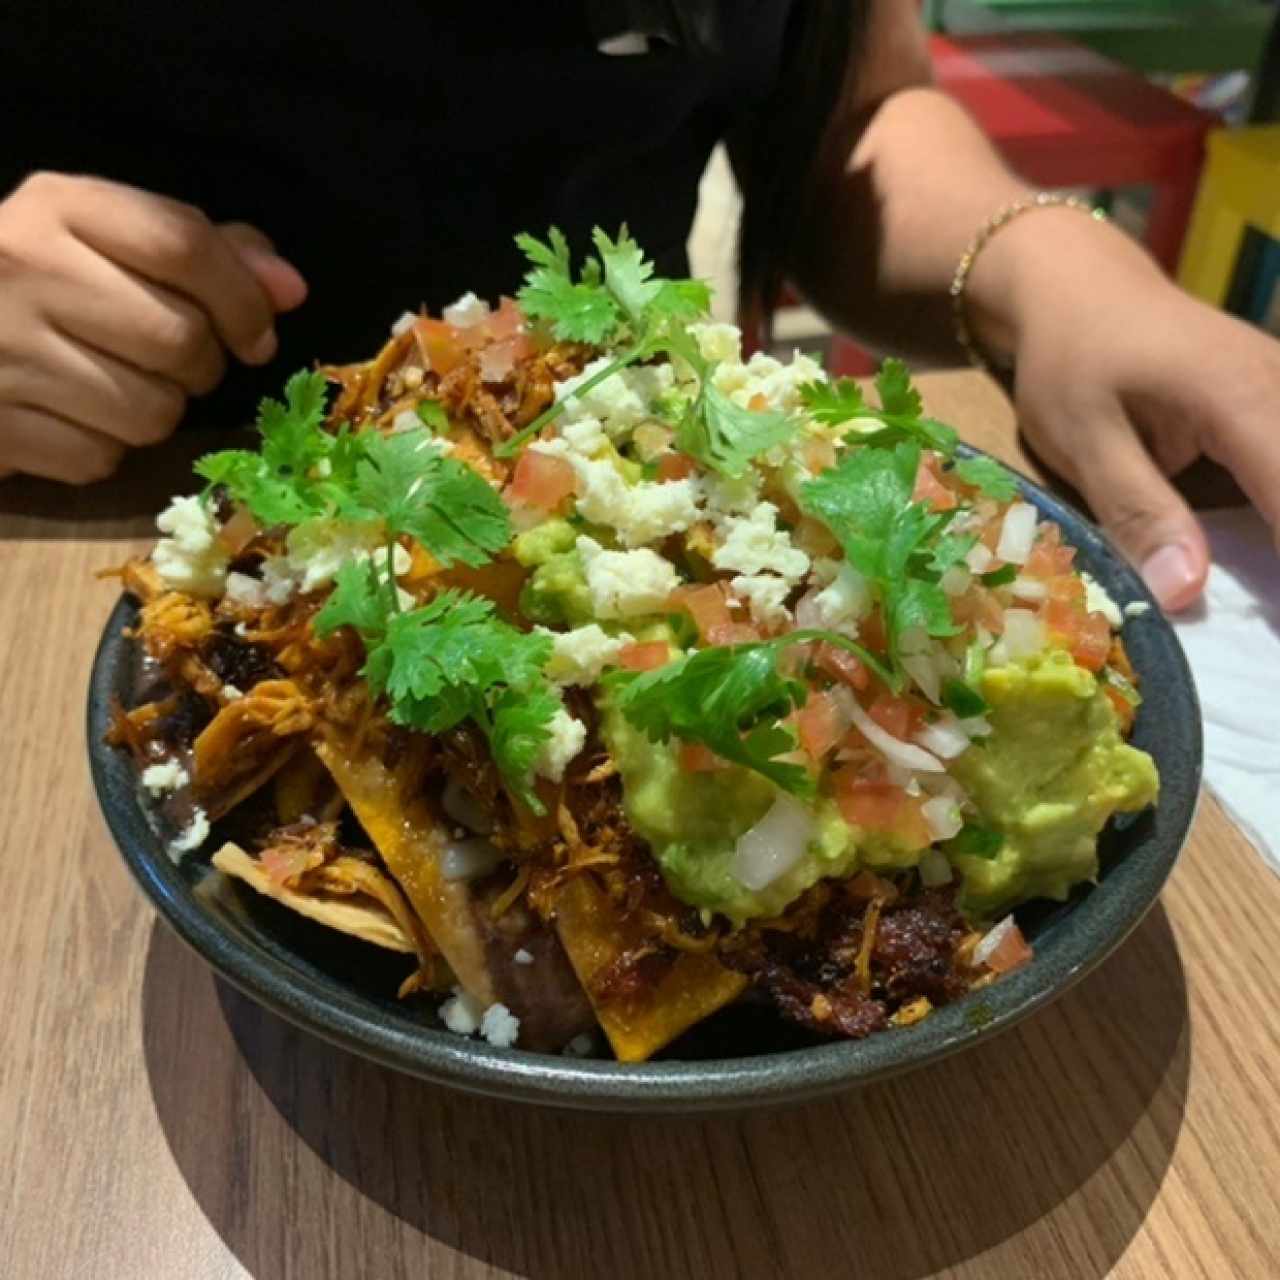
2,372,1278,1280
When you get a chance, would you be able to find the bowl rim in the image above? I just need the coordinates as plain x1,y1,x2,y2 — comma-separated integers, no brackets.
88,462,1202,1112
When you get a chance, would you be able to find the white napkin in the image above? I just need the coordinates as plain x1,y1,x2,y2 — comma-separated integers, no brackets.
1171,508,1280,869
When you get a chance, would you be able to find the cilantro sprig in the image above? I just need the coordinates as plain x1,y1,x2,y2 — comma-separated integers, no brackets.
196,371,511,568
799,360,959,455
610,630,894,797
499,226,799,476
315,565,557,812
800,441,964,684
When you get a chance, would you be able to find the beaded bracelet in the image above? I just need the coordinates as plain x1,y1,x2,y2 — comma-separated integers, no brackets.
950,193,1109,373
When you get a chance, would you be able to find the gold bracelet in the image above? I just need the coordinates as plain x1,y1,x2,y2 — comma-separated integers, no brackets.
950,193,1108,374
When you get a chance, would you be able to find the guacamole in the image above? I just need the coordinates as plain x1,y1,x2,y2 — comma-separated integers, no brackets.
602,649,1157,927
950,650,1158,913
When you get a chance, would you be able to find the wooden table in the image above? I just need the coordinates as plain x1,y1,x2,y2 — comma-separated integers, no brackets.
3,370,1278,1280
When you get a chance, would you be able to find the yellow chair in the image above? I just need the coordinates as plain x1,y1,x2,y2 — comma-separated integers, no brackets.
1178,126,1280,307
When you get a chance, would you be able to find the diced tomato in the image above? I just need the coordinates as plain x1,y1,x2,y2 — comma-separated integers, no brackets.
506,450,576,513
485,296,525,341
1072,611,1112,672
1046,574,1086,609
679,742,727,772
912,453,958,512
798,690,844,762
617,641,669,672
669,582,733,640
816,642,870,691
859,609,889,654
831,770,932,849
657,452,697,482
983,922,1033,974
706,622,761,646
413,317,468,375
866,692,924,741
1024,524,1077,579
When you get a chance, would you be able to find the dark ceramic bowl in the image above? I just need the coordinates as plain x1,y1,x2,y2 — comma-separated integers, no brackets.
88,455,1202,1112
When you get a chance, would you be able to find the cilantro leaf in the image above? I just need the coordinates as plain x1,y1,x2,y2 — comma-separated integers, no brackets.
487,684,560,813
354,429,510,567
609,629,894,795
953,455,1019,501
981,564,1018,587
799,361,959,456
592,225,660,324
942,678,988,719
675,382,801,478
259,370,330,478
928,532,978,575
313,559,393,642
416,400,449,433
515,228,620,344
943,824,1005,860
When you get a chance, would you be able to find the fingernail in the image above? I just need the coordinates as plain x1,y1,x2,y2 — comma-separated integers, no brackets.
247,330,277,365
1141,542,1198,611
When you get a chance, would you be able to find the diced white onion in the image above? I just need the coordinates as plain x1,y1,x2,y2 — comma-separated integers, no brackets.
965,542,994,573
442,776,494,834
885,762,923,796
940,565,972,596
974,915,1017,967
903,655,942,705
996,502,1038,565
479,342,516,384
918,846,953,886
957,716,992,739
899,626,929,657
391,310,417,337
731,794,816,891
443,291,490,328
440,838,504,882
1011,576,1047,602
1001,608,1046,659
843,692,946,774
922,796,964,841
914,716,971,760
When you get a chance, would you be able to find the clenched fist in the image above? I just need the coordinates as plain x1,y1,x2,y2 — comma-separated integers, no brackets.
0,172,307,483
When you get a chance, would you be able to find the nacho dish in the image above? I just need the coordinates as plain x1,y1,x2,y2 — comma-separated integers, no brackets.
104,228,1158,1061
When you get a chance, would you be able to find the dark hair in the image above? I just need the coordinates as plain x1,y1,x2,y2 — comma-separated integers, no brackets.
733,2,866,315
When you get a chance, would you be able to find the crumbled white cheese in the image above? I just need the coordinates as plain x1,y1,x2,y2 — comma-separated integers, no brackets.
152,495,229,598
141,760,189,796
1124,600,1152,620
700,468,762,516
533,421,699,547
554,357,674,436
711,502,810,583
688,321,743,366
539,623,630,686
391,409,422,434
1081,571,1123,628
534,705,587,782
479,1003,521,1049
443,291,489,328
224,572,267,608
285,518,387,593
169,807,210,858
513,948,534,966
811,562,871,631
577,536,681,618
390,310,417,337
222,684,244,701
712,349,824,414
439,986,485,1036
730,574,792,629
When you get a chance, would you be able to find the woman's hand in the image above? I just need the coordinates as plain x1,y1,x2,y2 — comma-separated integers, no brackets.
0,172,307,484
982,210,1280,612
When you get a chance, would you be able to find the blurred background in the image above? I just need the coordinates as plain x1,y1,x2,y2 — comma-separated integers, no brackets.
689,0,1280,367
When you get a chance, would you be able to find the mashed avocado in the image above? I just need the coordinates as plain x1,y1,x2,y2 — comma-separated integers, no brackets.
517,522,594,625
601,647,1158,928
950,650,1158,913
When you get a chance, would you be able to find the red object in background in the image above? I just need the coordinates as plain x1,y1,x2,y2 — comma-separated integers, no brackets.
930,33,1214,273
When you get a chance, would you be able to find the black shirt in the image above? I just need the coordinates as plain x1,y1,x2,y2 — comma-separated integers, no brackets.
2,3,794,419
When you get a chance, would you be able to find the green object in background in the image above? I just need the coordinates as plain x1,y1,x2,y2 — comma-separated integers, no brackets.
926,0,1275,77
